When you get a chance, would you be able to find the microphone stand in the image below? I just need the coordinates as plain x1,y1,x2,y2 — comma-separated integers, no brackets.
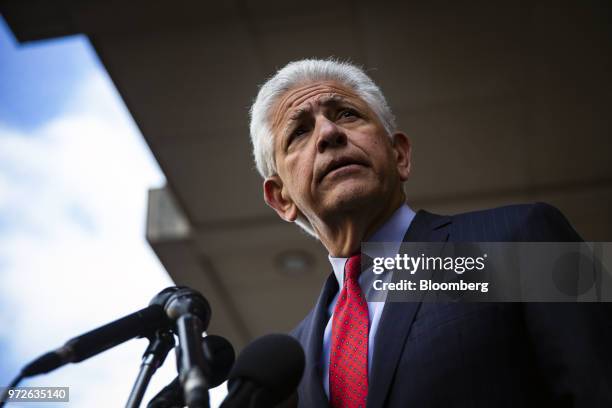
126,330,175,408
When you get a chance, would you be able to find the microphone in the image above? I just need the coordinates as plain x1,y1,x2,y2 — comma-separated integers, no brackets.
220,334,305,408
147,335,235,408
200,335,236,387
20,287,180,378
164,287,212,408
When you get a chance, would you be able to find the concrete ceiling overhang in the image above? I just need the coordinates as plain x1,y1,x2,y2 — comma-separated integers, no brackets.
3,0,611,349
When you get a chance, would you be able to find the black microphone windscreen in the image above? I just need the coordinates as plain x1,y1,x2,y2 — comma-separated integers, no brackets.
228,334,304,403
202,335,235,387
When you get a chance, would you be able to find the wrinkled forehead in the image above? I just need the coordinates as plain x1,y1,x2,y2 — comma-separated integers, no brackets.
269,80,369,134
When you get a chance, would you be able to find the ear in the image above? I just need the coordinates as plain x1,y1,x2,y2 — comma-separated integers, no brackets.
263,175,298,222
391,132,412,182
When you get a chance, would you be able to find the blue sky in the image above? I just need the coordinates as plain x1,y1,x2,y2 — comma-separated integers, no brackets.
0,16,226,407
0,19,92,131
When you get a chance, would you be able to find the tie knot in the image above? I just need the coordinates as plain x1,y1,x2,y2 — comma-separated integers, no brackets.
344,254,362,282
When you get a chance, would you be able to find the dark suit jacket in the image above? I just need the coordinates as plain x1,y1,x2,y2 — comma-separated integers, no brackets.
290,203,612,407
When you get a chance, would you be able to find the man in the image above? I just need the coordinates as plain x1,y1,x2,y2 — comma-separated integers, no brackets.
248,59,611,407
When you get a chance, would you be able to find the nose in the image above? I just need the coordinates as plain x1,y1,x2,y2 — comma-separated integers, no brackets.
316,117,347,153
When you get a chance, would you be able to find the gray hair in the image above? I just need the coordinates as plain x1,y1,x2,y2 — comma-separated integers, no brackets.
249,58,397,237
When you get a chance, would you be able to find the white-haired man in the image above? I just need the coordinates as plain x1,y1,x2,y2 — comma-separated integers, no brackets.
249,59,611,408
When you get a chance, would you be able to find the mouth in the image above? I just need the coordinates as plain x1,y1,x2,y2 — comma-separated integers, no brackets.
318,156,368,183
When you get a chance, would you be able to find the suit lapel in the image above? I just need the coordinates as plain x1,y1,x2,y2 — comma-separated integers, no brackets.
299,273,338,407
366,210,451,408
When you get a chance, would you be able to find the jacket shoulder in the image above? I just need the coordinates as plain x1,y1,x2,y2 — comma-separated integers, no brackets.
449,202,581,242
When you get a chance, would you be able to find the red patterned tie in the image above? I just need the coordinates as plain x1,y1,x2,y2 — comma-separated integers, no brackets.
329,254,369,408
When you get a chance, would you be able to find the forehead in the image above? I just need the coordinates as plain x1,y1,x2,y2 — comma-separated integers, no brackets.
269,81,367,131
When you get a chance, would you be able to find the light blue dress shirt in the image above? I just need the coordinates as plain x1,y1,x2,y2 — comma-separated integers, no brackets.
321,204,416,397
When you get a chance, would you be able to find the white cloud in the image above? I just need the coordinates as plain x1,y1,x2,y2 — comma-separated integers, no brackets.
0,69,227,406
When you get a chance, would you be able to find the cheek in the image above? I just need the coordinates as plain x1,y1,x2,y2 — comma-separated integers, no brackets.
360,137,397,179
354,124,387,148
361,137,387,163
284,156,313,194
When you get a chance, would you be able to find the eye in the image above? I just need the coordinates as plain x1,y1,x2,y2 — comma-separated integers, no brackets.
338,108,359,120
294,126,307,137
287,126,308,146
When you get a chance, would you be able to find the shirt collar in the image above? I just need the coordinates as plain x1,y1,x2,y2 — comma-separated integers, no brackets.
327,204,416,286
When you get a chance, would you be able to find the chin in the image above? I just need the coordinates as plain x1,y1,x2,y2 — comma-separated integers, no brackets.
321,180,381,214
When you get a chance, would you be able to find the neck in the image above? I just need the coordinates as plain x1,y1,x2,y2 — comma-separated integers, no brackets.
314,192,405,257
